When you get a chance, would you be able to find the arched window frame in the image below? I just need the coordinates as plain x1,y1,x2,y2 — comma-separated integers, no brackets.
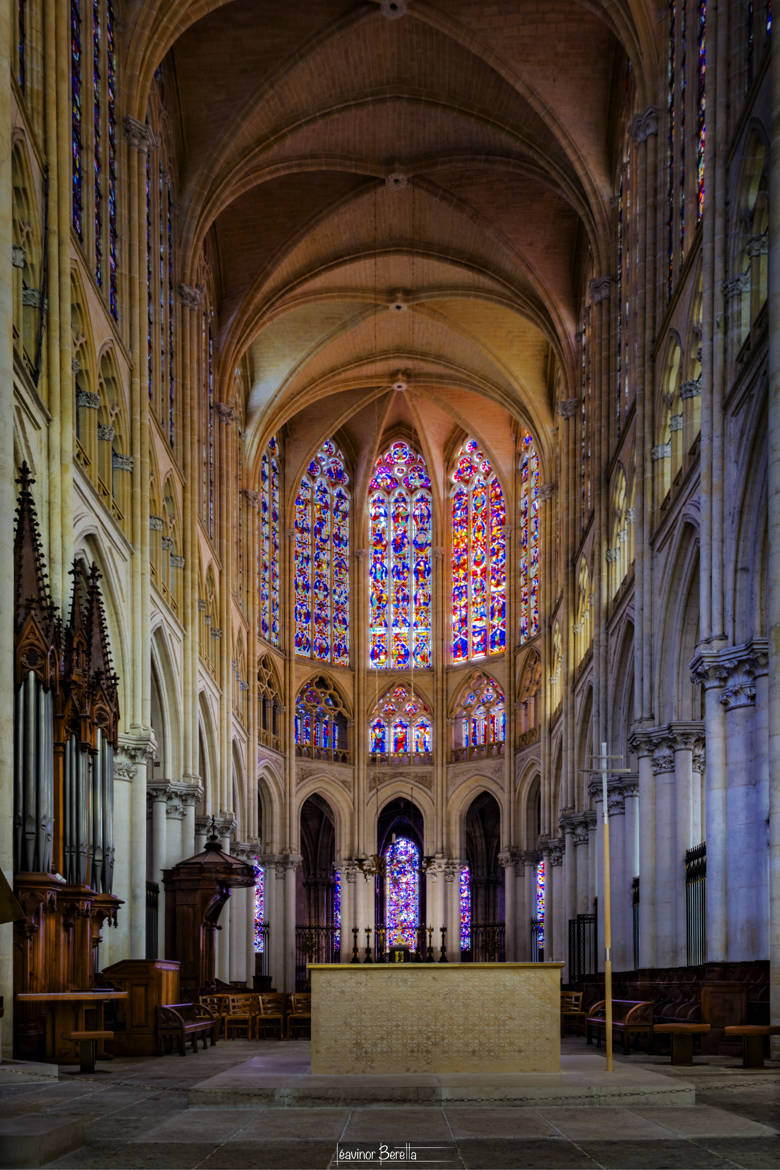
384,836,420,949
258,435,281,647
257,655,282,752
294,439,350,666
368,440,432,670
518,429,540,645
516,650,542,744
450,438,506,663
573,557,592,667
368,684,433,760
451,672,505,761
294,676,350,763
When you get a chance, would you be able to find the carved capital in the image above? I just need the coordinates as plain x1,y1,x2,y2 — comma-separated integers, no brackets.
244,489,260,508
215,402,237,424
557,398,579,420
177,282,203,310
589,276,613,304
112,452,134,472
12,244,25,268
681,379,701,400
124,116,156,152
630,106,659,142
722,274,749,300
537,483,554,501
149,514,164,532
97,424,115,442
76,389,100,410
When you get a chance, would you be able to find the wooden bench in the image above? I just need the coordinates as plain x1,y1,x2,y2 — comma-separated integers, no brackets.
723,1024,780,1068
560,991,585,1037
65,1029,113,1073
653,1022,710,1065
586,999,654,1054
156,1002,217,1055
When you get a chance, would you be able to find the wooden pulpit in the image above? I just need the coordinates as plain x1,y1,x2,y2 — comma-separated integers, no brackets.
162,826,254,996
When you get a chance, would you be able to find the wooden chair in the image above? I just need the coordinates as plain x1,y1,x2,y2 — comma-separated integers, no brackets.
199,994,230,1040
287,992,311,1039
225,993,260,1040
256,993,286,1040
560,990,585,1037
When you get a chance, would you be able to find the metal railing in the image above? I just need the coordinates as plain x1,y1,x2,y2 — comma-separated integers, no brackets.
685,843,706,966
568,913,597,982
295,924,341,990
461,922,506,963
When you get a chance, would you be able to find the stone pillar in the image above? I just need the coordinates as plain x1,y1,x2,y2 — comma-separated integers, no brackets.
720,643,770,961
262,852,285,992
180,784,202,860
559,816,577,978
518,852,537,961
426,857,447,956
498,850,518,961
215,815,236,982
622,781,639,968
549,839,565,963
113,730,156,962
650,735,677,967
282,854,301,991
443,859,461,962
629,730,656,967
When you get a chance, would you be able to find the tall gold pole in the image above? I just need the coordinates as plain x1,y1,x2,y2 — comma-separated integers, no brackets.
600,741,613,1073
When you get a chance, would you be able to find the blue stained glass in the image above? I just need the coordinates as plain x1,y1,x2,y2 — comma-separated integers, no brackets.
106,0,117,318
295,441,350,664
460,866,471,950
93,0,102,287
519,431,540,644
254,858,265,952
333,869,341,950
385,837,420,948
369,441,431,669
451,439,505,661
536,860,545,948
259,437,280,645
369,685,432,757
71,0,83,238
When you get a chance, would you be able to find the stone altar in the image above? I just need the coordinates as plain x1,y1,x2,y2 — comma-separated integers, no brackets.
309,962,564,1074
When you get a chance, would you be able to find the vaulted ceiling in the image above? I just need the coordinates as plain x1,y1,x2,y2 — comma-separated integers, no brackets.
126,0,657,486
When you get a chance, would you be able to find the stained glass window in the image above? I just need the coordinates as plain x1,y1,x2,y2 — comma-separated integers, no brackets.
295,439,350,665
106,0,117,318
385,837,420,948
454,673,505,751
536,859,545,949
333,869,341,951
93,0,102,286
259,436,280,645
459,865,471,950
253,856,264,953
519,430,540,644
368,685,432,757
71,0,83,239
369,441,432,669
451,438,505,662
295,678,349,759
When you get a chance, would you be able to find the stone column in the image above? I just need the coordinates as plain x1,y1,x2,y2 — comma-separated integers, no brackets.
443,859,461,962
622,780,639,968
518,852,537,961
606,779,635,972
113,730,156,961
650,735,677,967
498,850,517,961
549,838,565,964
690,650,729,961
179,783,202,860
629,729,656,968
229,843,255,986
282,854,302,991
559,816,578,977
720,642,770,961
426,857,447,956
215,815,236,982
261,852,284,992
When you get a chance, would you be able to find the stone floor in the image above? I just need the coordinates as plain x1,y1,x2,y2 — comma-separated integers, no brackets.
0,1038,777,1169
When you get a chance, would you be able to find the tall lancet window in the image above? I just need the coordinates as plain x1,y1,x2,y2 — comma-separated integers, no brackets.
259,436,280,646
385,837,420,948
519,430,540,644
451,439,506,662
369,440,432,669
294,439,350,664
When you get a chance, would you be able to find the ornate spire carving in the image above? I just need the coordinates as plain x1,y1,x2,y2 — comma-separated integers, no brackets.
13,463,59,689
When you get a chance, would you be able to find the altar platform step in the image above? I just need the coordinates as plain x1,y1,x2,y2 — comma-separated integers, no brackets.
188,1046,695,1110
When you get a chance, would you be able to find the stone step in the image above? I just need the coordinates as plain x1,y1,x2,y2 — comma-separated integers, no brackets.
0,1116,84,1168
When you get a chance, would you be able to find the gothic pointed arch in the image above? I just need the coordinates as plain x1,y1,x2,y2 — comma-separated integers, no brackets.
451,671,505,761
450,437,506,662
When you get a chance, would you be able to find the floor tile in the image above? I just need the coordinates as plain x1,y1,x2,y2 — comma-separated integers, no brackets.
47,1141,217,1168
696,1138,780,1169
198,1140,335,1168
237,1107,350,1140
445,1108,557,1139
458,1138,601,1169
343,1107,452,1141
578,1139,738,1168
635,1105,777,1138
539,1107,672,1140
139,1110,252,1142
